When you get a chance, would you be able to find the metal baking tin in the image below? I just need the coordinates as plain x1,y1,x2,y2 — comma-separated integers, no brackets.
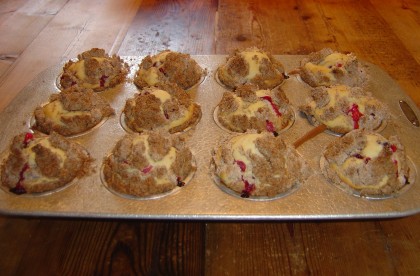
0,55,419,220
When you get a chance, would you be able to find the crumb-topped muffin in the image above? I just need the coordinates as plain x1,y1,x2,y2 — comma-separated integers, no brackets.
300,85,388,134
60,48,129,92
321,130,411,196
134,50,204,90
217,47,285,90
216,84,294,135
1,132,92,195
298,48,367,87
33,86,115,136
102,131,195,197
212,132,310,198
123,82,201,134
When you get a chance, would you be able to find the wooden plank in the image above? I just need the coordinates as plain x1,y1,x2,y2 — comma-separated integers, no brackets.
0,0,68,78
215,0,340,54
371,0,420,64
0,0,142,112
118,0,218,55
0,218,205,275
0,217,39,275
206,217,420,275
379,215,420,275
0,0,28,25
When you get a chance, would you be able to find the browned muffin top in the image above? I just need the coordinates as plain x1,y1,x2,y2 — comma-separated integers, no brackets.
60,48,129,92
1,132,92,195
33,86,115,136
217,47,285,90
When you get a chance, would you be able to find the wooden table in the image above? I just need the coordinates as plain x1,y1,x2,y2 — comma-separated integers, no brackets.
1,0,420,274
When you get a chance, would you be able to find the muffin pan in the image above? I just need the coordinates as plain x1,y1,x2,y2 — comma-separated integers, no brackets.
0,55,419,220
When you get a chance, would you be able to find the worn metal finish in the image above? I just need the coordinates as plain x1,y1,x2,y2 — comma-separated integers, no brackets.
0,55,419,220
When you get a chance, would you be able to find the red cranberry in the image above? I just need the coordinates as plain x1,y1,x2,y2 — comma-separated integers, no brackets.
347,104,363,129
235,160,246,172
353,153,364,159
177,177,185,187
23,133,34,147
11,163,29,195
393,160,399,177
159,67,168,76
265,120,276,133
240,177,255,198
100,75,108,87
10,183,26,195
141,165,153,174
260,96,282,117
390,145,397,152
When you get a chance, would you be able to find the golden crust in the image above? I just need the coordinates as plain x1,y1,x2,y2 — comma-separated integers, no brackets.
1,132,93,194
33,86,115,136
217,84,293,133
134,50,204,90
218,47,285,90
299,48,368,87
212,132,310,197
60,48,129,92
322,130,411,196
102,132,194,197
299,85,388,134
123,82,201,134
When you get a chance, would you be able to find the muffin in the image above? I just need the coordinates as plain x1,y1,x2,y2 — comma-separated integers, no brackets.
299,85,388,134
59,48,129,92
33,86,115,136
102,131,195,197
134,50,204,90
123,82,201,134
321,130,411,196
212,132,310,198
1,132,92,195
216,84,294,135
298,48,367,87
217,47,285,90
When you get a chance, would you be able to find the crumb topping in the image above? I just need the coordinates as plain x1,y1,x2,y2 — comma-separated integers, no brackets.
134,50,204,90
1,132,92,194
123,83,201,134
217,84,293,134
218,47,285,89
300,85,388,134
323,130,410,196
60,48,128,92
103,132,194,197
299,48,367,87
33,86,115,136
212,132,310,197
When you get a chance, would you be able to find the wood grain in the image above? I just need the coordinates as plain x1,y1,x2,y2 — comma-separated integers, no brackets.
0,0,420,275
118,0,218,55
0,0,68,78
0,217,205,275
0,0,141,112
206,216,420,275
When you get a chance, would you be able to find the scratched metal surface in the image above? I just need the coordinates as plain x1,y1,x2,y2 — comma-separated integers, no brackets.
0,55,419,220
